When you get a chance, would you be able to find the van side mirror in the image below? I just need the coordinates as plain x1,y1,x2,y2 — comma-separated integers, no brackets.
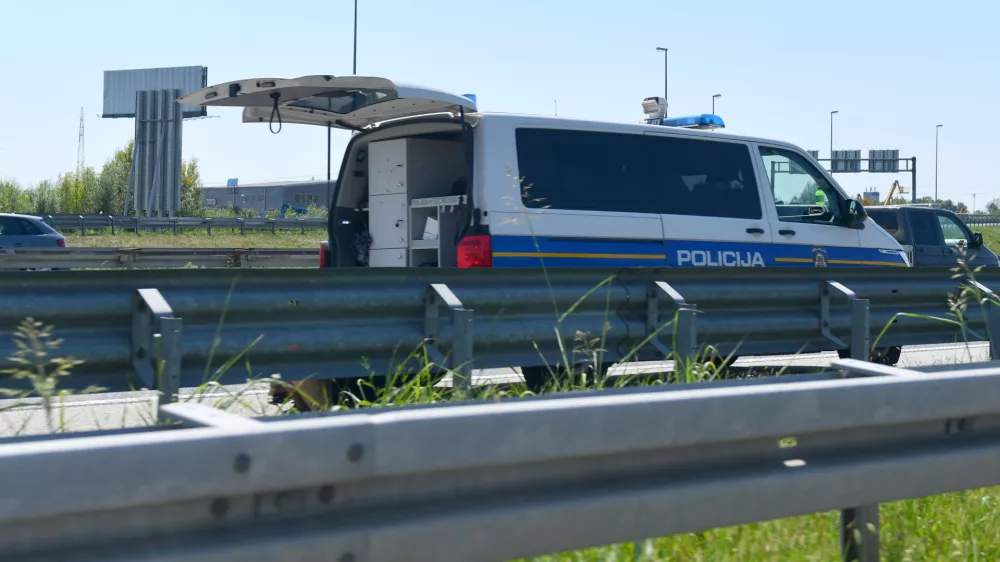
972,232,984,248
842,199,867,229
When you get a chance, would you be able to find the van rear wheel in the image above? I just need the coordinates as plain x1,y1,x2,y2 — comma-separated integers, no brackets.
836,346,901,366
521,363,611,393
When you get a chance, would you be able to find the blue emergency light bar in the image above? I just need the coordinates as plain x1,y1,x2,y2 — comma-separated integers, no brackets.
656,114,726,130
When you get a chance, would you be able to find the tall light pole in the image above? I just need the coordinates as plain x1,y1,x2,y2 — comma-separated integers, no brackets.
935,124,943,202
655,47,668,117
327,0,359,207
830,110,838,159
351,0,358,74
712,94,721,114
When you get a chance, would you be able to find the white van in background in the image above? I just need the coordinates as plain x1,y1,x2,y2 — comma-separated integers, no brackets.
179,75,908,271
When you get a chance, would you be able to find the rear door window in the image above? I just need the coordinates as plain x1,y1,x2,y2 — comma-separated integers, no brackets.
907,210,943,246
19,220,42,235
867,209,905,242
514,128,761,219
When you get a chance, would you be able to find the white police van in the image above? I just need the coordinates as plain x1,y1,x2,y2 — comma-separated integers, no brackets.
180,76,908,270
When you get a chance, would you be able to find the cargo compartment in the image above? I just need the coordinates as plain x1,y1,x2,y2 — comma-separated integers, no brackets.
331,129,469,268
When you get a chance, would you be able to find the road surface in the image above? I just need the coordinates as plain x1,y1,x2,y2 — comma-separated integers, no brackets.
0,342,988,438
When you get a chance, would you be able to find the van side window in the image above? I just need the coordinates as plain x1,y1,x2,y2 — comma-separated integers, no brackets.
758,147,843,225
515,128,762,220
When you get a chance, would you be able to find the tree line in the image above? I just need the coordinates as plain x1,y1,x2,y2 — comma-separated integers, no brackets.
0,140,204,217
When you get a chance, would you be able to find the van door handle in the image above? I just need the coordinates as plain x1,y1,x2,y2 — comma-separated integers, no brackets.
745,227,765,234
778,229,796,236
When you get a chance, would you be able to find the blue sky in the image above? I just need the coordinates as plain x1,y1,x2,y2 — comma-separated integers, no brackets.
2,0,997,208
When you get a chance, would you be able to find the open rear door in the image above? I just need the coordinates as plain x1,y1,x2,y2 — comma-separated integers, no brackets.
177,75,477,130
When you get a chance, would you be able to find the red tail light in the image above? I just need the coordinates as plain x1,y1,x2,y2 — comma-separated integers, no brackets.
57,238,66,248
319,241,329,268
457,235,492,268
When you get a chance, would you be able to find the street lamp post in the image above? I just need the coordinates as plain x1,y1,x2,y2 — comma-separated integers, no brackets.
830,110,838,159
935,124,943,203
655,47,668,117
327,0,359,207
712,94,721,114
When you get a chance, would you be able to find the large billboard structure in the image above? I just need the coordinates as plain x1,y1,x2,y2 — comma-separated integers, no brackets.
102,66,208,216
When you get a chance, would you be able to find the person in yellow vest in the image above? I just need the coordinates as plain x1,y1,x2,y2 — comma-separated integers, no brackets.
815,188,827,206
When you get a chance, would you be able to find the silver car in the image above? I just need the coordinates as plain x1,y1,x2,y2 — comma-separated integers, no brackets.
0,213,66,248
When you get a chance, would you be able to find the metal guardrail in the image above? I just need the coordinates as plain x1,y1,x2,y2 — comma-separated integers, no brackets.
40,214,328,235
0,267,997,398
3,359,1000,561
0,247,318,269
961,214,1000,227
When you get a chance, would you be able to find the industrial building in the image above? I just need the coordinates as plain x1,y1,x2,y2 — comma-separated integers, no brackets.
200,179,336,216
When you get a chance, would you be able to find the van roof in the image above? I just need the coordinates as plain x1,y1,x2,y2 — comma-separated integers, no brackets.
465,112,806,154
178,75,811,155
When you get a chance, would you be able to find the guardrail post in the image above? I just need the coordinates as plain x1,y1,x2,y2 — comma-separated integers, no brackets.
822,281,870,360
171,219,178,235
110,216,117,235
239,218,245,235
425,284,474,389
78,215,85,237
132,289,182,409
135,217,141,236
300,219,305,235
963,280,1000,359
841,505,880,562
647,281,698,370
206,218,213,235
822,280,878,561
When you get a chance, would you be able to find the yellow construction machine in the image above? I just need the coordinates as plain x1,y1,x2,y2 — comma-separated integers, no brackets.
883,180,906,205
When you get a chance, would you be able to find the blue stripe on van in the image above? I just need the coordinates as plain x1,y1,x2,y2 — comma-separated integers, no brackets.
490,236,907,268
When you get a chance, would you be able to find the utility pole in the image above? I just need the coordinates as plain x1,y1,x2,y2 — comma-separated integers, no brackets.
935,124,943,203
655,47,668,117
830,110,838,159
969,192,981,214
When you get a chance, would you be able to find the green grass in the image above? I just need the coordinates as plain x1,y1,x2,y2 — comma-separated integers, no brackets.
65,230,325,249
518,488,1000,561
975,226,1000,254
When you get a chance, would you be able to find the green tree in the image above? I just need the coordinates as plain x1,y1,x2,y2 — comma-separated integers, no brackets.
180,158,204,216
0,179,30,213
90,140,133,215
28,180,60,215
54,169,96,215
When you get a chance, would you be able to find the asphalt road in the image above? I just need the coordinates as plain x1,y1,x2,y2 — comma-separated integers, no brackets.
0,342,988,438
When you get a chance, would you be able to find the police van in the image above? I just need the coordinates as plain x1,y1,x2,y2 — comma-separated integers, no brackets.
179,76,908,270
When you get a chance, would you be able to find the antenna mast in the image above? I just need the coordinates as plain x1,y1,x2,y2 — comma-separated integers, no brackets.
76,107,85,176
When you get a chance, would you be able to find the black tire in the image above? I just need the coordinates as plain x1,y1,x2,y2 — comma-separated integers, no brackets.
520,363,610,393
836,346,901,366
520,366,552,394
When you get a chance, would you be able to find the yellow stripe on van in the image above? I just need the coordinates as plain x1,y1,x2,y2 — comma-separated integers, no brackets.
492,252,666,260
773,257,908,267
